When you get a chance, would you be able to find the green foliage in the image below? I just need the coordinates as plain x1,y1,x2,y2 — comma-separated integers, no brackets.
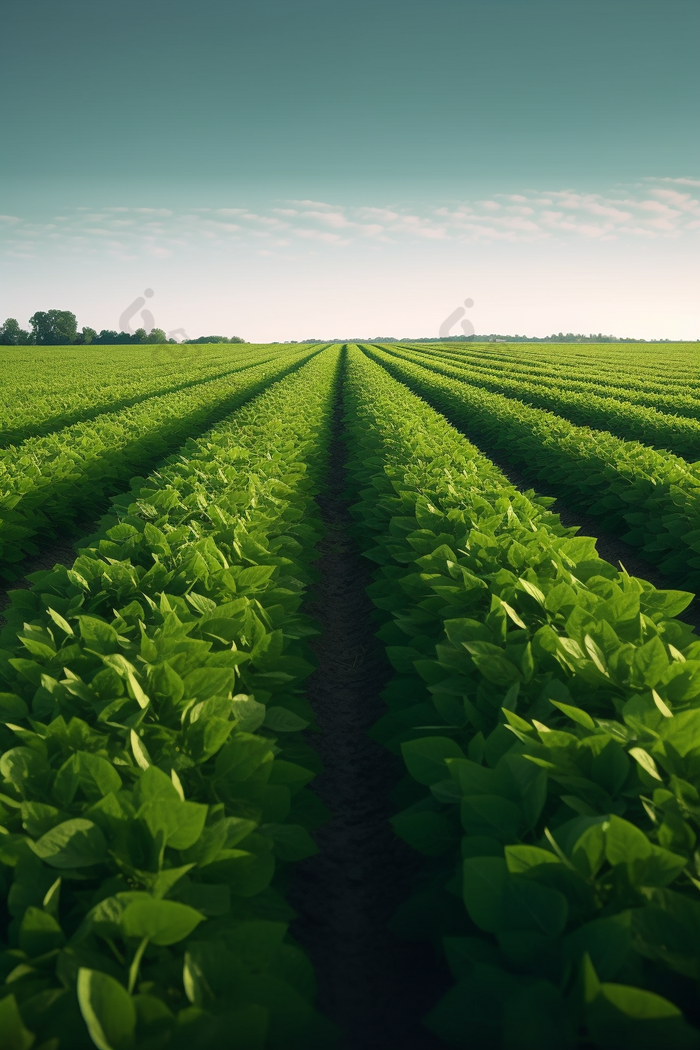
0,342,318,448
344,345,700,1048
392,339,700,427
29,310,78,346
0,349,342,1048
0,347,321,580
0,318,33,346
365,343,700,590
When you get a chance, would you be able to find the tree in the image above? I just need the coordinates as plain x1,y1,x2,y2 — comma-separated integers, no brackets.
147,328,167,344
185,335,247,344
75,327,97,345
29,309,78,345
1,318,20,344
0,318,33,345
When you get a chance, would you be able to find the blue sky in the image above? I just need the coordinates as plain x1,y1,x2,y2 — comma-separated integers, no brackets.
1,0,698,340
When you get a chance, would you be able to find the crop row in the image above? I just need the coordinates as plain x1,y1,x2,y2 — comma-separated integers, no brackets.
398,342,700,421
343,345,700,1048
0,347,343,1049
362,344,700,591
0,343,305,448
0,346,320,582
380,343,700,461
411,341,700,394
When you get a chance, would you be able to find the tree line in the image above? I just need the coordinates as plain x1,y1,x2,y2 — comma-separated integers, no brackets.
0,311,246,346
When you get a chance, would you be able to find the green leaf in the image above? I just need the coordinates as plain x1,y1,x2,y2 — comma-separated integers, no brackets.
462,856,508,933
604,815,652,866
641,589,694,619
401,736,466,786
21,800,66,838
604,815,686,887
504,877,568,937
0,746,49,796
0,692,30,723
77,751,122,799
471,653,523,687
232,694,267,732
502,980,576,1050
19,905,65,956
215,733,274,782
629,747,663,781
138,798,207,851
391,811,456,856
263,707,309,732
600,983,683,1019
652,689,673,718
127,672,150,710
550,700,595,730
77,968,136,1050
237,565,276,591
134,764,180,803
517,578,546,606
564,914,632,981
633,637,670,687
0,993,36,1050
505,845,561,874
461,795,522,841
130,730,151,771
32,818,107,868
586,979,700,1050
571,822,607,879
183,667,236,702
121,897,205,946
659,709,700,758
261,823,318,861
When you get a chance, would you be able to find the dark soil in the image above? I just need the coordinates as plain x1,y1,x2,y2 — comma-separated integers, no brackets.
479,445,700,633
0,535,81,627
290,375,447,1049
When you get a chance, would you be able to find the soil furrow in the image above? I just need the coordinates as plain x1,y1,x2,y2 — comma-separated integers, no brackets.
291,361,447,1048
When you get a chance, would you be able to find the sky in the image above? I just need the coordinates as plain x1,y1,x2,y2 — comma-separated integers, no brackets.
1,0,698,341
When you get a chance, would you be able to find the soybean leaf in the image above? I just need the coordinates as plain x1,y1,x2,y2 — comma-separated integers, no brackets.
0,993,36,1050
32,818,108,868
462,856,509,933
77,968,136,1050
402,737,466,786
121,897,205,945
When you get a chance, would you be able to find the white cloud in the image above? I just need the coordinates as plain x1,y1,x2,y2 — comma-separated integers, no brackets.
1,177,697,264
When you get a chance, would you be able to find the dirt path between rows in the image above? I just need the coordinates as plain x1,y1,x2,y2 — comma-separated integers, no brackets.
290,368,447,1049
0,537,82,627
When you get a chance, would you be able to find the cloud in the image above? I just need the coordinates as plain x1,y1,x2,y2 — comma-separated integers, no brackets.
1,177,697,263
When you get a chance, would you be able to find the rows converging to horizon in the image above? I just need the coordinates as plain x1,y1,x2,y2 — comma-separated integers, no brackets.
0,340,700,1049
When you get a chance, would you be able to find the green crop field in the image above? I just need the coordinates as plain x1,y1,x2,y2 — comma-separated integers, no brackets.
1,340,700,1049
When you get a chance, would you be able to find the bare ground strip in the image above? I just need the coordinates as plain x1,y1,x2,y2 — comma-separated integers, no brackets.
290,366,447,1049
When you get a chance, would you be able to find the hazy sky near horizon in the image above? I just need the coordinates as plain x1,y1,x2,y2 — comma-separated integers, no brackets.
1,0,698,340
